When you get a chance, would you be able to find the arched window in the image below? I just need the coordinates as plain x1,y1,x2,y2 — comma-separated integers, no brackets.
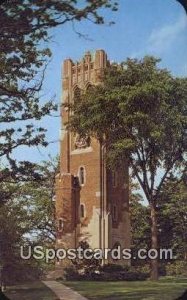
78,166,86,186
58,219,63,231
121,169,128,189
112,171,118,188
112,204,118,221
73,86,81,103
113,241,121,249
112,241,121,260
80,204,85,218
85,83,92,91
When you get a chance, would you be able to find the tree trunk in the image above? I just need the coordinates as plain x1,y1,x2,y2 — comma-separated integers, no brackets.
150,200,159,280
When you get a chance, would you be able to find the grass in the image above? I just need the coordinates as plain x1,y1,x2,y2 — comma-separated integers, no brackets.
4,281,58,300
3,277,187,300
63,277,187,300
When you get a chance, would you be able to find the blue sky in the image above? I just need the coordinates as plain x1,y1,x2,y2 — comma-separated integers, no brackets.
13,0,187,163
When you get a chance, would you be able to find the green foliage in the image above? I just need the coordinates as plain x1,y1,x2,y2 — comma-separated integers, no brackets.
64,243,149,281
69,57,187,203
64,262,149,281
64,241,101,280
0,0,118,284
0,157,58,284
166,261,187,277
0,0,118,180
89,270,148,281
18,158,59,244
130,177,187,276
99,263,128,272
158,176,187,260
0,195,45,284
130,182,151,254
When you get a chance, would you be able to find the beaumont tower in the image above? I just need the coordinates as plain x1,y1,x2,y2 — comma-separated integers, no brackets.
55,50,131,263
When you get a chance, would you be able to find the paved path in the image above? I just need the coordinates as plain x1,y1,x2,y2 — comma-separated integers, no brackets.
43,281,88,300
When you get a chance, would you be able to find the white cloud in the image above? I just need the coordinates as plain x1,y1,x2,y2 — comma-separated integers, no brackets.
147,15,186,54
131,14,187,58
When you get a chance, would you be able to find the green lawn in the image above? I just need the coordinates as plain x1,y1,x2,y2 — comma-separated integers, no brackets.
63,277,187,300
5,281,58,300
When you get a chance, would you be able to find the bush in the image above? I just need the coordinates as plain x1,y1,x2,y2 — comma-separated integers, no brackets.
99,264,129,273
92,270,148,281
67,241,101,277
135,264,150,274
2,261,43,285
166,261,187,276
63,265,80,281
64,263,149,281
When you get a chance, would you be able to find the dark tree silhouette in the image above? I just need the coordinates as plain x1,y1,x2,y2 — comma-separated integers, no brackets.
177,0,187,13
0,290,10,300
175,290,187,300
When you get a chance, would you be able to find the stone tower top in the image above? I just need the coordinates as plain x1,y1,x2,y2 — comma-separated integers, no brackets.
62,50,108,89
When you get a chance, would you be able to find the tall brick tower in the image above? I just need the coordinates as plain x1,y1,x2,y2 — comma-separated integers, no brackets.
55,50,131,263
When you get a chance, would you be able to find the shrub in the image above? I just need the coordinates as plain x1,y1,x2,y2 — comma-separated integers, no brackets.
64,263,149,281
2,261,43,285
135,264,150,274
158,263,167,276
93,270,148,281
166,261,187,276
99,263,129,273
63,265,80,281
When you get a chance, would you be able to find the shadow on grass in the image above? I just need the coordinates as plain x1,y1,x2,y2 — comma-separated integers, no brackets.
5,282,58,300
175,290,187,300
0,290,10,300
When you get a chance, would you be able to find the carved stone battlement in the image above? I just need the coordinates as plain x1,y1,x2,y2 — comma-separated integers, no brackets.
62,50,108,91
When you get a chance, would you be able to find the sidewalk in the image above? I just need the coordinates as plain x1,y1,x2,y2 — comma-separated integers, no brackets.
43,281,88,300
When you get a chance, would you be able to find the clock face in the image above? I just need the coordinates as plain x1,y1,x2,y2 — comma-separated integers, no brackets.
74,134,90,149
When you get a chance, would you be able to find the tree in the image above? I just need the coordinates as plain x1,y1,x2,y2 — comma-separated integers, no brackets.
0,157,58,284
0,195,37,285
67,57,187,279
130,177,187,270
158,175,187,260
177,0,187,13
0,0,120,282
0,0,118,181
18,157,58,244
130,183,151,259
